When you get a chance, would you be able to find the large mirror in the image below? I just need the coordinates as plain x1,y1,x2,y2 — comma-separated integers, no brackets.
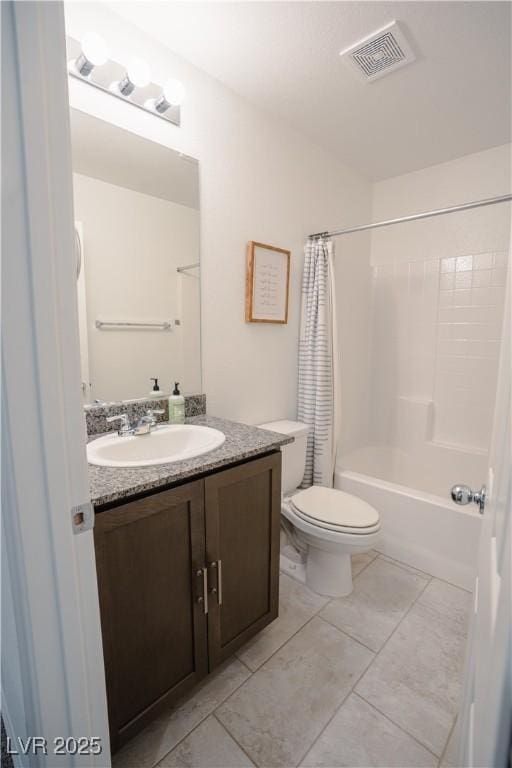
70,110,201,403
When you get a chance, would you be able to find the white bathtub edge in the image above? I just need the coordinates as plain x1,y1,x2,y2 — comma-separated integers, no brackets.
337,468,456,510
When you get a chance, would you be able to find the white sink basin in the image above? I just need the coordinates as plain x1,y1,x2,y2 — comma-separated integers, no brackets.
87,424,226,467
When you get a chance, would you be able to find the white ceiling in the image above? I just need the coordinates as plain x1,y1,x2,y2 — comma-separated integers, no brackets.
110,1,511,180
70,109,199,208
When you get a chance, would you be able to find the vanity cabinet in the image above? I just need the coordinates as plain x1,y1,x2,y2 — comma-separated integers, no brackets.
205,455,281,667
94,480,208,750
94,452,281,752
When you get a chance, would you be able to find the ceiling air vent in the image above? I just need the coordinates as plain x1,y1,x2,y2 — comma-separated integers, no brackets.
340,21,416,82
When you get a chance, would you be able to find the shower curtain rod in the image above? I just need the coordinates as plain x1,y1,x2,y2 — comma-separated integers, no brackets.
308,193,512,239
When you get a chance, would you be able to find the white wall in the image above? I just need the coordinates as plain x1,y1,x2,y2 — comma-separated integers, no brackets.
73,172,201,400
64,2,372,433
369,144,511,454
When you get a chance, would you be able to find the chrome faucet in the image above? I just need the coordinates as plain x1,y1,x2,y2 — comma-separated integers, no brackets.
145,408,165,429
106,409,165,436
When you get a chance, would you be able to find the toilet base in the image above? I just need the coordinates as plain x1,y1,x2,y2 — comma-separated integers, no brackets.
306,547,353,597
280,546,354,597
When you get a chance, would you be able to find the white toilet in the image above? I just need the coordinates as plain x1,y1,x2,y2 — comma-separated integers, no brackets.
260,420,381,597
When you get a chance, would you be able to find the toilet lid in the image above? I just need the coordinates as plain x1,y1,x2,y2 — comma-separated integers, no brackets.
291,486,380,529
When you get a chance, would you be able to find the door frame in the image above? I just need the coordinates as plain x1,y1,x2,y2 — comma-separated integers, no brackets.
457,237,512,766
2,2,110,765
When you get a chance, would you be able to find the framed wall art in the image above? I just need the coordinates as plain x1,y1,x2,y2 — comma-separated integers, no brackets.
245,241,291,324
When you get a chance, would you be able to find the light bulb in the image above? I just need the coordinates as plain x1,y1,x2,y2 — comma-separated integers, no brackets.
151,78,186,114
81,32,108,67
163,78,186,106
115,58,152,96
127,58,151,88
74,32,109,77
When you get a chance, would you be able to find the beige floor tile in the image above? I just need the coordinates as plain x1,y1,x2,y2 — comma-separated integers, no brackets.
417,579,472,638
351,550,378,577
113,658,250,768
356,600,466,757
156,716,254,768
320,557,429,651
236,573,328,671
217,617,374,767
112,561,465,768
301,693,437,767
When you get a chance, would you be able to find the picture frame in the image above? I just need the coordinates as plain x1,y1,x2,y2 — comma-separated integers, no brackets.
245,241,291,324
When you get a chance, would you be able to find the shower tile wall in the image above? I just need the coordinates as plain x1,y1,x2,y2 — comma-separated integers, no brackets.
367,143,511,459
435,252,507,449
370,259,438,447
370,251,508,452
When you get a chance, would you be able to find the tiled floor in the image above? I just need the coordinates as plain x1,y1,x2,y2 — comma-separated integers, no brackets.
113,552,471,768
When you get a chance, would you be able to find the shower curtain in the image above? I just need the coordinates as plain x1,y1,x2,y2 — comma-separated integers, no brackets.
298,238,339,487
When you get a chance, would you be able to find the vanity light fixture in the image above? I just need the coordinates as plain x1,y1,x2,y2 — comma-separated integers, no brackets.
66,34,183,127
69,32,109,77
111,58,152,97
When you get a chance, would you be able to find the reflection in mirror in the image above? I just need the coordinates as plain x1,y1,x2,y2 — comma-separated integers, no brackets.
70,109,201,404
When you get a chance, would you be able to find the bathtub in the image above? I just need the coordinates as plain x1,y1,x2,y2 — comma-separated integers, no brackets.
335,442,483,590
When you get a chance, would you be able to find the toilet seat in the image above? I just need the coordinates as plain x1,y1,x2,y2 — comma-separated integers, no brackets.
290,486,380,535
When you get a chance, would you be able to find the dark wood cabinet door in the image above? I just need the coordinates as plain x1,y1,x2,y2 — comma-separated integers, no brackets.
205,452,281,668
94,481,208,751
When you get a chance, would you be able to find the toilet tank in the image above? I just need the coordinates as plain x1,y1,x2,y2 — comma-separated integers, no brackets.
259,420,309,494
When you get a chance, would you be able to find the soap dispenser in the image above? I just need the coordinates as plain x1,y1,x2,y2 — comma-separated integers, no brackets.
149,378,161,397
168,382,185,424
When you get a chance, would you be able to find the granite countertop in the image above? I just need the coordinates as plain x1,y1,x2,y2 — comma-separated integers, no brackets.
88,415,293,508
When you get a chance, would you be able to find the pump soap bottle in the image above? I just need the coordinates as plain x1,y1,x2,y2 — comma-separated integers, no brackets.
149,378,161,397
168,382,185,424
